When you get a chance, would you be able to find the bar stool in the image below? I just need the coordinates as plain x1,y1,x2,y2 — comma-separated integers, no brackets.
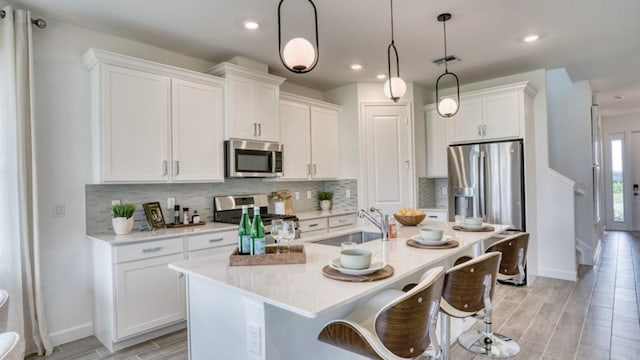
440,251,519,359
486,232,529,286
318,266,445,359
0,332,21,360
0,290,8,332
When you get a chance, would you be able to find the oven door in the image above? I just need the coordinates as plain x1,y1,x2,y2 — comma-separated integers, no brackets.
225,139,284,177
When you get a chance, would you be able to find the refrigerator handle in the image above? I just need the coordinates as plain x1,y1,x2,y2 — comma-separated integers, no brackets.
479,151,487,220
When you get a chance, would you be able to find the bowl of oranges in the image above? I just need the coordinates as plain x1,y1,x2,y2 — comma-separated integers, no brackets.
393,208,426,226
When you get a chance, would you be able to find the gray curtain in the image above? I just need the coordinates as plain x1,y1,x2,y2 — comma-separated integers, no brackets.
0,6,53,356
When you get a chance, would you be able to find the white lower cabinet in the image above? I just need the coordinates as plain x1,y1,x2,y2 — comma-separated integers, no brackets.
187,230,237,259
423,209,448,222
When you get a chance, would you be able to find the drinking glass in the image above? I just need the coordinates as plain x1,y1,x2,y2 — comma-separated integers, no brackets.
270,220,284,253
281,220,296,252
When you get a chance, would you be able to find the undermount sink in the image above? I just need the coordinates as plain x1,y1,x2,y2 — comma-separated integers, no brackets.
312,231,382,247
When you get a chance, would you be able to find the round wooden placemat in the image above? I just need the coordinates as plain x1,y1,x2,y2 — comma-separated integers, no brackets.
451,225,495,232
322,264,394,282
406,239,460,249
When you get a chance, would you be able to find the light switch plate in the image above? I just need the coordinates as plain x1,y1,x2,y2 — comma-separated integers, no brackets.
346,189,351,198
441,187,447,196
307,191,312,199
167,197,175,209
294,192,300,200
248,323,261,355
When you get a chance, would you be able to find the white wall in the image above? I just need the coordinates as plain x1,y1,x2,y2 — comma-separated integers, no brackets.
546,69,598,265
31,18,218,345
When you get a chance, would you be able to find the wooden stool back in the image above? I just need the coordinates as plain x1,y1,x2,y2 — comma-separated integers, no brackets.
486,233,529,276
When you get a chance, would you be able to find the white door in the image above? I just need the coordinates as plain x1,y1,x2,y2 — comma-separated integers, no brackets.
363,104,413,214
310,106,340,179
171,79,224,182
631,131,640,230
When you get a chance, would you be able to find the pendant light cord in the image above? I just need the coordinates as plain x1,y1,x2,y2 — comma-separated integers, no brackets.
442,17,448,73
390,0,395,43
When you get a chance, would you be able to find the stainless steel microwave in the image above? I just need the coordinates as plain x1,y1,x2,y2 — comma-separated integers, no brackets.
224,139,283,177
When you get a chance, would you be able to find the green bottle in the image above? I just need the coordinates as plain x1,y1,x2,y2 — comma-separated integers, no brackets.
251,205,265,255
238,205,251,255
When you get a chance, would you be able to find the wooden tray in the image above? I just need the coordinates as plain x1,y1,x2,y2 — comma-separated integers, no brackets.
322,264,394,282
406,239,460,249
451,225,495,232
229,245,306,266
167,221,206,228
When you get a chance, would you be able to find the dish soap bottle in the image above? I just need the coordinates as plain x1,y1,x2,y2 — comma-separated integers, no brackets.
388,216,398,240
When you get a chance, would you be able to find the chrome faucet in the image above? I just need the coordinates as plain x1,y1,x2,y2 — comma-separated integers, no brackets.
358,207,389,241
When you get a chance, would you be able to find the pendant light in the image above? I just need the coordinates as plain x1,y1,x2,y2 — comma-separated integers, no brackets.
383,0,406,102
277,0,319,73
435,13,460,117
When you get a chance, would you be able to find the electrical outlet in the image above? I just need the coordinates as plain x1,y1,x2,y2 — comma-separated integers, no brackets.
111,200,121,206
346,189,351,199
53,204,65,218
294,192,300,200
307,191,312,199
441,187,447,196
248,323,261,355
168,197,175,209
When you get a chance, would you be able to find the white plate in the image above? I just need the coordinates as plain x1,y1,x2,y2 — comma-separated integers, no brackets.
459,224,486,230
328,258,385,276
410,234,451,246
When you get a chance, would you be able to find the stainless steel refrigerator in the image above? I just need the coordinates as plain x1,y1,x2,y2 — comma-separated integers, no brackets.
448,139,525,231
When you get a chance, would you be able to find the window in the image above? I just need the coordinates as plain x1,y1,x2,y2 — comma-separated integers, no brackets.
611,139,624,222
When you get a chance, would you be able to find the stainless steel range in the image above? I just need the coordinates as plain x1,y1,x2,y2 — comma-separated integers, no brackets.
213,194,298,234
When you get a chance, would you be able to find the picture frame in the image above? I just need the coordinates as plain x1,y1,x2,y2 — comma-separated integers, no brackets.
143,202,166,229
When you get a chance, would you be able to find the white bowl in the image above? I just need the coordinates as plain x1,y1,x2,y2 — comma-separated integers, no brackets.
340,249,372,270
420,228,443,241
464,217,483,226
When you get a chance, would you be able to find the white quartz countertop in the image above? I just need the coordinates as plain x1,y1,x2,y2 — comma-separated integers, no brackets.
169,221,509,318
87,222,237,245
295,209,356,220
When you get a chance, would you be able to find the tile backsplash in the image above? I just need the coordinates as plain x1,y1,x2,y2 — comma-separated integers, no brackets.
418,177,448,209
86,178,358,233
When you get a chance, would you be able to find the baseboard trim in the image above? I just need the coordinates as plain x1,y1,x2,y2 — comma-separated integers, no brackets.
48,322,93,346
537,267,577,281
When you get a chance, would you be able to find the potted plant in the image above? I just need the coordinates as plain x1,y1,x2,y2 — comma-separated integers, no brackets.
318,191,333,211
112,203,136,235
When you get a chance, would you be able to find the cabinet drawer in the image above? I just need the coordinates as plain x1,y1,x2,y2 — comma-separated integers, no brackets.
328,214,356,228
187,231,236,252
188,243,236,259
114,238,183,264
298,218,328,233
424,210,448,222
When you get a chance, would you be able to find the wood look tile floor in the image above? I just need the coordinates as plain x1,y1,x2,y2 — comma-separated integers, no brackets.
28,231,640,360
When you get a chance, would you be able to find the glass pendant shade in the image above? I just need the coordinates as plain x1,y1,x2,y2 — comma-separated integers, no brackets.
437,97,459,117
383,77,407,102
283,37,316,71
278,0,319,74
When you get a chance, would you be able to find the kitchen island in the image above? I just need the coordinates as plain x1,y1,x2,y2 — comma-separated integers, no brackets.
169,222,509,360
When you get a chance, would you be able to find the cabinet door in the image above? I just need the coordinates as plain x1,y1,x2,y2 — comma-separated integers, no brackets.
255,82,280,142
426,108,449,177
310,107,340,179
279,101,311,179
171,79,224,181
449,96,483,144
115,253,185,339
226,75,256,140
101,65,170,181
482,91,521,140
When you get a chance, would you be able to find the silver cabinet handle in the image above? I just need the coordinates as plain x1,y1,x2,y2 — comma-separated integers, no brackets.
428,215,438,218
253,123,257,136
162,160,168,176
208,238,224,243
478,125,482,136
483,124,487,136
258,123,262,136
179,273,184,279
307,164,311,176
313,164,317,175
142,246,162,253
174,160,180,175
308,223,319,228
338,219,348,223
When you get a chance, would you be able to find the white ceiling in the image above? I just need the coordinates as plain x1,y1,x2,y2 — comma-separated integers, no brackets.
7,0,640,117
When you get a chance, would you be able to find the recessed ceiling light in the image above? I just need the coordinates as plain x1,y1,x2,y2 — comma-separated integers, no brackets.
376,74,386,80
614,95,624,101
243,20,259,30
350,64,363,70
524,34,539,43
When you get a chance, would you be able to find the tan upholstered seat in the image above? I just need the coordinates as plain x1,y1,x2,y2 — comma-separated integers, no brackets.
440,251,520,358
486,232,529,285
0,290,8,333
0,332,21,360
318,266,445,359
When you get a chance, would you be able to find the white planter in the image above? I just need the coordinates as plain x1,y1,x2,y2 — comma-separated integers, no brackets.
112,216,134,235
320,200,332,211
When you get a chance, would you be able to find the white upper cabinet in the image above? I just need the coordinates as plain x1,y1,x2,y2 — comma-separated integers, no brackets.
208,63,285,142
279,93,341,180
83,48,225,183
425,105,449,178
448,82,536,144
171,79,224,181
